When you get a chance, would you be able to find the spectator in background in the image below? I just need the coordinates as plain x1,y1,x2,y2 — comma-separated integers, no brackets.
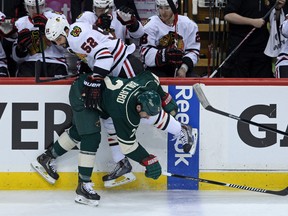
140,0,200,77
70,0,93,22
222,0,286,78
12,0,69,77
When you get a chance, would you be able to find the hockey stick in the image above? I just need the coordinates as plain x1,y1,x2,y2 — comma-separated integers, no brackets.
35,0,48,80
163,172,288,196
183,0,188,16
35,60,78,83
193,83,288,137
167,0,180,77
209,2,277,78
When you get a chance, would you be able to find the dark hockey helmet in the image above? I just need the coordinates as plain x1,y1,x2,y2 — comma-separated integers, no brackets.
137,90,161,116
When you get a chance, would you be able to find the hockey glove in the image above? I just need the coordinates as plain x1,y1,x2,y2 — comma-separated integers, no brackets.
116,6,138,32
32,14,48,33
141,154,162,180
81,74,103,109
161,93,178,116
17,28,32,51
0,18,17,38
96,13,112,31
155,47,184,67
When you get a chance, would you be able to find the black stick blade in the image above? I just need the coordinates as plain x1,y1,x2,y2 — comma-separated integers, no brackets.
267,187,288,196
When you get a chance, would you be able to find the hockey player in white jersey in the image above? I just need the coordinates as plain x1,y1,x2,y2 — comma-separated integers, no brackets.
76,0,144,42
74,0,145,187
140,0,200,77
12,0,69,77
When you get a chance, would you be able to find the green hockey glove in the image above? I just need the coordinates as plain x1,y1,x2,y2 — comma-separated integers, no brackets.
141,154,161,180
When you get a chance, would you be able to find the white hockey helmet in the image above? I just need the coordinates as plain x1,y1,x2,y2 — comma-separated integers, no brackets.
156,0,178,8
93,0,114,9
24,0,46,15
45,16,69,41
24,0,45,6
24,0,45,9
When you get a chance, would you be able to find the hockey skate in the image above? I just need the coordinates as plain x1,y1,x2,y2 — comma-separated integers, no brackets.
102,157,136,188
30,150,59,184
179,124,198,155
75,182,100,207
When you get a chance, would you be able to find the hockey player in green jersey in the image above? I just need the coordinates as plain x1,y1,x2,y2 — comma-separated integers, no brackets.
31,70,197,207
98,70,197,170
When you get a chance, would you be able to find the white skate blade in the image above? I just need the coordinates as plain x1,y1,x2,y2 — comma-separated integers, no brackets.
189,128,198,155
75,195,99,207
104,172,136,188
30,161,56,184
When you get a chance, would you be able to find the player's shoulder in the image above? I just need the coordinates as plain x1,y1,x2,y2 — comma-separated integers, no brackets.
70,21,92,31
44,10,65,18
76,11,95,20
15,16,29,29
16,16,28,24
143,15,160,27
69,21,91,38
178,15,198,27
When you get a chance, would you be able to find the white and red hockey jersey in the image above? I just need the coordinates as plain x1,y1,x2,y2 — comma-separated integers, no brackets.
76,11,144,42
67,21,136,77
12,10,68,68
140,15,200,68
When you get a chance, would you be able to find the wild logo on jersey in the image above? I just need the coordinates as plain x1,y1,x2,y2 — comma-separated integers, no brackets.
158,31,184,50
70,26,82,37
28,30,49,55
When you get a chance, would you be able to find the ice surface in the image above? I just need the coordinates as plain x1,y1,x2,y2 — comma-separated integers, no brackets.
1,190,288,216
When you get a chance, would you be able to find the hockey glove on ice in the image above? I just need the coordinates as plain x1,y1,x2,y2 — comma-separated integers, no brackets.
116,6,138,32
82,74,103,109
96,13,112,31
32,14,47,33
161,93,178,116
155,47,184,67
141,155,162,180
17,28,32,51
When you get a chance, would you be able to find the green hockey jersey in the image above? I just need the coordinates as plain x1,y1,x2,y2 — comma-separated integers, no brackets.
100,71,166,147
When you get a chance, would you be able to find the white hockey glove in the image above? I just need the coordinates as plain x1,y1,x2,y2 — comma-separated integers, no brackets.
116,6,138,32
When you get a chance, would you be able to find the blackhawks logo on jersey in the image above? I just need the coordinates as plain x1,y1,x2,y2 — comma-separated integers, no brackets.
158,31,184,50
70,26,82,37
28,30,50,55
